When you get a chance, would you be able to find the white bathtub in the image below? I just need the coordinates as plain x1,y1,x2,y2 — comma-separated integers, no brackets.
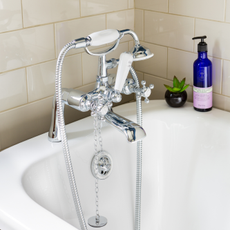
1,100,230,230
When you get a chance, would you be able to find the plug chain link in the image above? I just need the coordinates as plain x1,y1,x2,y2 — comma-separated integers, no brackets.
93,115,103,222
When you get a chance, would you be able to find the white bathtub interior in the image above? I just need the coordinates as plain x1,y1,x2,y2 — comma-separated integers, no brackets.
1,100,230,230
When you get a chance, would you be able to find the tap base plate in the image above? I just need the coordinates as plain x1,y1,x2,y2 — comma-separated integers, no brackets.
88,216,107,228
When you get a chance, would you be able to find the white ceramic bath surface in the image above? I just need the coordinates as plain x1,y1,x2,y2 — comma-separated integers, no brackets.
0,100,230,230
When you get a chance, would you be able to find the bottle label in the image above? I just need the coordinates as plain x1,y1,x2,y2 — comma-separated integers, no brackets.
193,86,212,109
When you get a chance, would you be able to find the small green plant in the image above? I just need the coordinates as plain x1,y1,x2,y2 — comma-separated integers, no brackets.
164,76,189,93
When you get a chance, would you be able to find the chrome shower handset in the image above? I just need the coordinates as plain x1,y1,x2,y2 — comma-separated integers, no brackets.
87,29,120,47
85,29,123,57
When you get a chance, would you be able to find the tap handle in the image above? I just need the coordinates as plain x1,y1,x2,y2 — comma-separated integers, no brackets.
114,52,134,92
141,80,154,103
88,29,120,47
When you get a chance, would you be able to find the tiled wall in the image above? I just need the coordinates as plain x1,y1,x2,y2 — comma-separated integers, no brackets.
135,0,230,111
2,0,230,150
0,0,134,150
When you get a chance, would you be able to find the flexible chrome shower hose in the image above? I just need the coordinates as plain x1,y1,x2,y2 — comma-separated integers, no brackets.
55,41,88,230
130,67,143,230
55,40,143,230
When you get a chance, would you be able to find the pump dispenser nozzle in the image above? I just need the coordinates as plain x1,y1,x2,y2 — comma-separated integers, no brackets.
192,35,208,52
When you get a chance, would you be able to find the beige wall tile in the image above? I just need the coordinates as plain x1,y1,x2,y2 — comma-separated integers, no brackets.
128,0,134,8
134,42,167,78
55,15,106,56
0,0,22,33
169,0,225,21
3,0,230,151
129,41,134,51
82,54,100,85
226,0,230,22
186,85,193,102
0,69,27,112
82,42,130,85
0,97,53,150
213,93,230,112
107,10,134,42
22,0,80,27
27,61,56,102
27,54,82,102
195,19,230,60
222,60,230,97
81,0,128,16
136,0,168,12
136,71,144,82
210,57,222,94
168,48,195,85
62,55,83,89
0,25,55,73
145,11,194,52
135,9,143,41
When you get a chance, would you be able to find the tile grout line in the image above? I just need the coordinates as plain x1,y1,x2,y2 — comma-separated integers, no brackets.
105,13,107,29
0,8,132,35
81,53,84,86
137,8,230,24
25,67,29,103
138,40,229,62
0,39,131,113
138,71,229,99
0,40,129,75
224,0,227,22
0,40,226,76
134,8,136,33
79,0,82,17
0,82,96,114
143,10,145,41
193,18,196,52
20,0,25,28
220,58,224,95
53,23,57,59
0,73,229,114
166,47,169,79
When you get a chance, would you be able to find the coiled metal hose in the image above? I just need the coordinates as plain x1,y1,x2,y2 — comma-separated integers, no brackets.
55,40,143,230
55,41,88,230
130,67,143,230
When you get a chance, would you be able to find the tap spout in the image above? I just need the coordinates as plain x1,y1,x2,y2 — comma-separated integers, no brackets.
104,110,146,143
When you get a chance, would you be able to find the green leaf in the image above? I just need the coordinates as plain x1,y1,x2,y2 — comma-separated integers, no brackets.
180,84,189,92
173,76,180,88
179,78,185,89
164,84,174,92
171,87,181,92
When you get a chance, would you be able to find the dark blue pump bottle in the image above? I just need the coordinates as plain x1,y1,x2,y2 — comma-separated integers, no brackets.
192,36,212,112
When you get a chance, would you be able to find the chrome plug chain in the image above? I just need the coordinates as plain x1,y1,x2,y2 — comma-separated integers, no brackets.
94,115,101,222
88,115,108,228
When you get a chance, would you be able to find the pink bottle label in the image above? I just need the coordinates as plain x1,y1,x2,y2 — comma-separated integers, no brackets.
193,86,212,109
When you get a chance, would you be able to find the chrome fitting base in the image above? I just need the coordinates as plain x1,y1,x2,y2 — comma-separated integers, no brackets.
88,216,107,228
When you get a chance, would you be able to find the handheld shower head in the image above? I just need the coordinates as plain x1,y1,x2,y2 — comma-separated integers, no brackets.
130,44,154,61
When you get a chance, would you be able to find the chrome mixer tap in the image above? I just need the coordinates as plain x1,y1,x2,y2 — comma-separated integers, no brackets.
48,29,154,143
